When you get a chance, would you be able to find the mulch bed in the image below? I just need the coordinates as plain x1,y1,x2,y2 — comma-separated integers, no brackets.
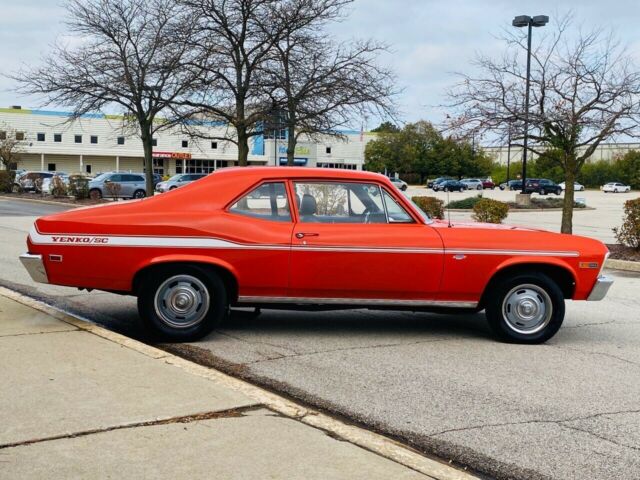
606,243,640,262
0,192,109,206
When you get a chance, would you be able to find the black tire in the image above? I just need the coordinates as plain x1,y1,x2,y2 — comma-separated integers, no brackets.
444,187,449,192
485,272,565,344
89,188,102,200
137,264,227,341
401,185,407,191
539,189,547,195
133,189,146,199
459,187,463,192
554,189,561,195
477,185,482,190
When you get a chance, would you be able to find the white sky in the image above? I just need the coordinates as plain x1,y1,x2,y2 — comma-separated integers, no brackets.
1,0,639,129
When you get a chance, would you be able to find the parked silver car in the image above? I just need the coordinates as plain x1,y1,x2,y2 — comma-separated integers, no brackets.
460,178,483,190
155,173,207,193
88,172,147,199
390,177,408,191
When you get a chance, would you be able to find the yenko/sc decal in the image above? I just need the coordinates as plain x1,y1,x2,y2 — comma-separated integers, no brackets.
52,236,109,244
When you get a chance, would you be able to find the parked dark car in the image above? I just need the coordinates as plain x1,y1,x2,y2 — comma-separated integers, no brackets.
499,180,523,191
482,179,495,189
427,177,453,189
433,179,466,192
525,178,562,195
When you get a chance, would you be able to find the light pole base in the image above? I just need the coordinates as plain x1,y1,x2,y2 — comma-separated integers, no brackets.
515,193,532,206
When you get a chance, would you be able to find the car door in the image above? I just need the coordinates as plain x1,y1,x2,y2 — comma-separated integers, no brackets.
288,180,444,302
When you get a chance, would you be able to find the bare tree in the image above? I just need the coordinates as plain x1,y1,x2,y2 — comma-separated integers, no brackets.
269,27,397,166
447,18,640,233
14,0,197,197
0,124,26,171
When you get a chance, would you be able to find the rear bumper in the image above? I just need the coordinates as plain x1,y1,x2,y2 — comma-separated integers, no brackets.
587,275,614,301
19,253,49,284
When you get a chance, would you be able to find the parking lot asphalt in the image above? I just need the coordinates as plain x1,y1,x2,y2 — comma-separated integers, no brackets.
1,196,639,480
405,187,636,243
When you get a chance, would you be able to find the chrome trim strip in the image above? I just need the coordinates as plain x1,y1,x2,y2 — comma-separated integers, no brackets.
446,249,579,257
587,275,614,301
291,246,443,254
19,253,49,284
237,296,478,308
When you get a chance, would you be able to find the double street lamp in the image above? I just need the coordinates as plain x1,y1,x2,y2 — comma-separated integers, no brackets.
512,15,548,194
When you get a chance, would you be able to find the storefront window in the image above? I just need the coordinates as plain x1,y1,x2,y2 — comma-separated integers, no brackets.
185,159,217,173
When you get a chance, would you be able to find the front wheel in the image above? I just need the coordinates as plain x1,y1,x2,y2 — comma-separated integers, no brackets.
485,272,565,344
133,189,146,199
477,185,482,190
137,265,227,341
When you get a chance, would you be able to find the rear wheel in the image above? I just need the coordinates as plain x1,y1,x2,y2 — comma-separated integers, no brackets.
133,189,146,199
89,189,102,200
485,272,565,344
137,265,227,341
477,185,482,190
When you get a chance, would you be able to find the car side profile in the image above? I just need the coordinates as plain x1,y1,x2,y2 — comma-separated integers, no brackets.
461,178,483,190
525,178,562,195
602,182,631,193
20,167,612,345
433,179,466,192
88,172,147,199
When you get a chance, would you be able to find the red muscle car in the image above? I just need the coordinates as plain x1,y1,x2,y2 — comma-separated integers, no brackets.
20,167,612,344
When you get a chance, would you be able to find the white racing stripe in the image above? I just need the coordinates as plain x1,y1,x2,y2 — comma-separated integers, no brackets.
28,226,579,257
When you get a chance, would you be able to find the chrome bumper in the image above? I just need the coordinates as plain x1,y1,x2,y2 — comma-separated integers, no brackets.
19,253,49,284
587,275,613,301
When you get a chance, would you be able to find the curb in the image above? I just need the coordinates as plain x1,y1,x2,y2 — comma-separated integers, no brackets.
605,258,640,273
0,286,478,480
0,195,83,208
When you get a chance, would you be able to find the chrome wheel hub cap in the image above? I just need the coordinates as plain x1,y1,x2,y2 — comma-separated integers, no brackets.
154,275,210,329
502,284,552,335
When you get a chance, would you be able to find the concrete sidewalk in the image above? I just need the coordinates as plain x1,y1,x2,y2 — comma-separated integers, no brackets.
0,289,476,480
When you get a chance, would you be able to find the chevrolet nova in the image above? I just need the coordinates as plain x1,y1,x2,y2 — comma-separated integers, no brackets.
20,167,612,343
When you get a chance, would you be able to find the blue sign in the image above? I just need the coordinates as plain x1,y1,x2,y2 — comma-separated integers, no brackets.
279,157,308,166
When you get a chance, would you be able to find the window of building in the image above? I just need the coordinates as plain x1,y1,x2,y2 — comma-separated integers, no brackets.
54,133,62,143
85,164,92,174
90,135,98,144
74,135,82,143
152,138,157,147
184,159,216,174
0,131,6,140
317,162,357,170
16,132,25,141
37,133,46,142
229,182,290,222
117,136,125,145
152,158,165,175
182,140,188,148
294,182,387,224
325,146,332,154
211,141,217,149
47,163,56,172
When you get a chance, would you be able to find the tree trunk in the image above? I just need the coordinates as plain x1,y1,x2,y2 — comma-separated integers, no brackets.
561,164,576,234
237,125,249,167
141,126,155,198
287,125,296,166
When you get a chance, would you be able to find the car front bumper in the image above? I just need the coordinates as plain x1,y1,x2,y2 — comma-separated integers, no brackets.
587,275,614,301
19,253,49,284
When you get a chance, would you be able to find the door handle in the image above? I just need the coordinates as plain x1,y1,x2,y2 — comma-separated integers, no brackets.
295,232,319,239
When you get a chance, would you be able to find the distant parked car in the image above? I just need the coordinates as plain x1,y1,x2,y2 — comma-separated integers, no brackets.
427,177,453,189
482,179,495,189
602,182,631,193
499,180,522,191
525,178,562,195
461,178,483,190
88,172,147,199
390,177,408,191
41,174,69,195
558,181,585,192
155,173,207,193
433,179,466,192
12,171,60,193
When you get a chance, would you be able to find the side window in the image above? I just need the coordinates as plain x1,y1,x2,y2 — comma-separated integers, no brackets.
109,174,122,182
229,182,291,222
382,190,414,223
294,182,386,224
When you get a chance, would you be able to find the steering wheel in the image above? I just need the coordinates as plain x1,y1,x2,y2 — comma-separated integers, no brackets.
362,205,375,223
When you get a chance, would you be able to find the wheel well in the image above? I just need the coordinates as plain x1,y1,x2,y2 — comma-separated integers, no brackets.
132,262,239,304
480,263,576,307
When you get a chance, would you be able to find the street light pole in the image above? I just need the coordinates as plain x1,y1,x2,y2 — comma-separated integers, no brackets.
512,15,548,195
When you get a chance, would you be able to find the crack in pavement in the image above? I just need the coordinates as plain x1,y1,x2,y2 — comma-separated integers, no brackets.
0,405,263,450
427,408,640,447
243,337,451,365
550,344,640,367
559,422,640,452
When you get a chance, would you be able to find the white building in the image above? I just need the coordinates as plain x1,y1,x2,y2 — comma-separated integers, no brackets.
0,106,371,175
484,142,640,165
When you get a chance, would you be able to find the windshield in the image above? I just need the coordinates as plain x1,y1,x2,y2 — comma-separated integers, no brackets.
92,173,110,181
403,193,433,224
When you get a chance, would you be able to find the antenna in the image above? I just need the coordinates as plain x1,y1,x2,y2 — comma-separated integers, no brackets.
447,190,452,228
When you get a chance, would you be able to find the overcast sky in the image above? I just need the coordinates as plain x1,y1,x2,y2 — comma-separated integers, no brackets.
1,0,638,129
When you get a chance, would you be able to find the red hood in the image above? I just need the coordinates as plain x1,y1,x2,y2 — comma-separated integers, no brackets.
431,219,548,233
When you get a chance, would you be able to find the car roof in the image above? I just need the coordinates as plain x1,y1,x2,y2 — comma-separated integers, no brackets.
210,166,388,182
